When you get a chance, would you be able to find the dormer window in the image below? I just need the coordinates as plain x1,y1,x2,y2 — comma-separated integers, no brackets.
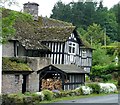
68,42,76,54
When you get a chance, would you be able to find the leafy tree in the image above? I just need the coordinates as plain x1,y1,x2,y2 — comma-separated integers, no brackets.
51,1,97,29
51,1,119,42
0,8,16,43
92,44,111,66
83,23,110,45
0,0,19,43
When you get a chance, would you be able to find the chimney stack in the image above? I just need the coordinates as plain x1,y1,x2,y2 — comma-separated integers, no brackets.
23,2,39,21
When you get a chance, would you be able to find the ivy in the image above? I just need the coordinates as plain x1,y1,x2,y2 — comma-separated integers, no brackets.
1,8,33,43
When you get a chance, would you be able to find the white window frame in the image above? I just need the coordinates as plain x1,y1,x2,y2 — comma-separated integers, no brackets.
68,42,76,55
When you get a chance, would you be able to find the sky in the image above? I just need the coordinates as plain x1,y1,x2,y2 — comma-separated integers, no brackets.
5,0,120,17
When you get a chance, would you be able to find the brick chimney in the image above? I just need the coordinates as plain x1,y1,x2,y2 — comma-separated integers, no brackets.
23,2,39,20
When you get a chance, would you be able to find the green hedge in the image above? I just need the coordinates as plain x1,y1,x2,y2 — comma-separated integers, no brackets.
86,83,100,94
91,64,119,77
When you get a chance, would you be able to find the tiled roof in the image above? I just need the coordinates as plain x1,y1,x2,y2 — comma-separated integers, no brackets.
2,57,32,72
37,64,88,74
53,64,87,74
2,9,91,50
2,9,75,50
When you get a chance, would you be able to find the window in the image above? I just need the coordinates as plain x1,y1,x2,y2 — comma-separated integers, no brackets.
15,75,19,84
27,50,32,57
82,50,87,58
68,42,76,54
33,51,39,57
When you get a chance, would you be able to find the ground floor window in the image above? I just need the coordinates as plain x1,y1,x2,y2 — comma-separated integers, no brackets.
15,75,19,84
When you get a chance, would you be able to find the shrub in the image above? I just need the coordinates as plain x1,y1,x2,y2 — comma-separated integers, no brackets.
2,94,25,104
30,93,40,103
23,96,33,104
86,83,100,94
99,83,117,93
35,92,44,101
79,86,92,95
112,72,118,80
101,74,112,82
2,94,10,104
118,77,120,86
42,90,53,101
59,91,68,97
52,90,61,98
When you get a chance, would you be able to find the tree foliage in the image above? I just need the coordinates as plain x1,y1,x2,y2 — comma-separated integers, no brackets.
84,23,111,45
1,8,16,43
92,44,111,66
0,0,18,7
51,1,119,42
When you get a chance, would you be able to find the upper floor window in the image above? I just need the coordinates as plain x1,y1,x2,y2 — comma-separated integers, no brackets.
82,50,87,58
68,42,76,54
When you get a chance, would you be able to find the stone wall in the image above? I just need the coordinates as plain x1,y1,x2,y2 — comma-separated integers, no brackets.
2,41,14,57
2,57,51,93
27,57,51,71
2,74,23,94
27,57,51,92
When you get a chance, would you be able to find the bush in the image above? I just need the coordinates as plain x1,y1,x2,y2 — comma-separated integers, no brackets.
112,72,118,80
42,90,53,101
86,83,100,94
79,86,92,95
35,92,44,101
101,74,112,82
118,77,120,86
99,83,117,93
23,96,33,104
2,94,25,104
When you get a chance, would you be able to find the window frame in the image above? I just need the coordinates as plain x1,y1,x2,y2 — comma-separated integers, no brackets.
15,75,19,84
82,50,87,58
68,42,76,55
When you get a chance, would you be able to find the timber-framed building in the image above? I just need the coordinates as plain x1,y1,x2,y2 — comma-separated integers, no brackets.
2,2,92,94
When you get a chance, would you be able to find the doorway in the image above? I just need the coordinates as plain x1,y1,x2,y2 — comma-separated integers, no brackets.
22,75,28,93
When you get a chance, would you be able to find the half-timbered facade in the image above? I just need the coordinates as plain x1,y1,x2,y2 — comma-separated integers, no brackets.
2,2,92,93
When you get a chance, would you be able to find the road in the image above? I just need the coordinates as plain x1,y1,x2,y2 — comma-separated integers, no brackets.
42,94,119,105
55,94,119,103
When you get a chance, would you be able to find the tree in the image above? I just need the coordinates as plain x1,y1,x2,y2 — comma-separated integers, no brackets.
0,8,16,43
51,1,97,28
92,44,111,66
0,0,18,7
83,23,110,45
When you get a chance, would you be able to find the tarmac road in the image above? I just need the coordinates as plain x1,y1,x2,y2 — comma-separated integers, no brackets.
55,94,119,103
41,94,119,105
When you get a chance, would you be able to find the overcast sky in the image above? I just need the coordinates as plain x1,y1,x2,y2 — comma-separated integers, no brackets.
5,0,120,17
